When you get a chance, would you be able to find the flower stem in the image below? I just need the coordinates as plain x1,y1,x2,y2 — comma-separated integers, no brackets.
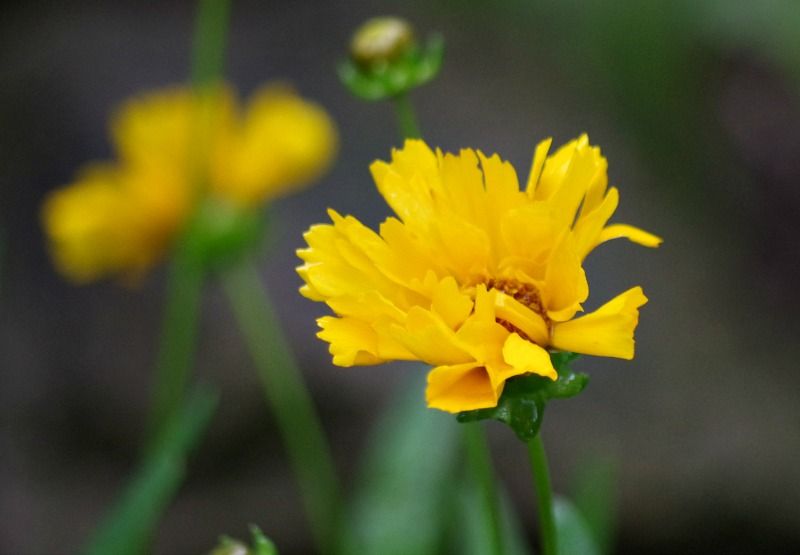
191,0,231,88
146,245,205,448
221,259,341,555
392,93,421,139
528,433,557,555
463,422,504,555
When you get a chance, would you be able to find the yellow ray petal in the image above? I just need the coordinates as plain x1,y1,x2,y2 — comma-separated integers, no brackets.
493,293,549,346
431,276,474,330
597,224,663,248
550,286,648,359
317,316,385,366
502,333,557,380
426,363,499,413
392,307,473,366
572,187,619,260
525,137,553,195
542,233,588,321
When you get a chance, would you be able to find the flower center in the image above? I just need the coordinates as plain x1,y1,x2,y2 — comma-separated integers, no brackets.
485,277,551,337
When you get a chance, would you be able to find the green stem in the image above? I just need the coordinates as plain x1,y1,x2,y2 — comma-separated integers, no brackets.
146,0,231,447
85,386,218,555
528,433,557,555
392,93,422,139
146,246,205,448
191,0,231,88
463,423,504,555
221,259,341,555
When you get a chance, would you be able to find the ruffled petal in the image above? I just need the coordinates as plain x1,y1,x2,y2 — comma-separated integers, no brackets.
550,286,648,359
502,333,557,380
426,363,499,412
317,316,385,366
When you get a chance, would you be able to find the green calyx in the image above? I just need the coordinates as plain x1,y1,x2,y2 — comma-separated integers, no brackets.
457,352,588,442
181,198,266,271
339,17,444,101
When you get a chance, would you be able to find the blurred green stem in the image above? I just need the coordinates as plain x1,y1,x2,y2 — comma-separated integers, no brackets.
392,93,421,139
221,259,341,555
146,245,205,447
464,423,504,555
191,0,231,88
146,0,231,447
84,386,218,555
528,433,557,555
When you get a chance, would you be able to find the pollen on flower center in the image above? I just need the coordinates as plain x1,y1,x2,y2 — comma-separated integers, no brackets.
485,277,551,335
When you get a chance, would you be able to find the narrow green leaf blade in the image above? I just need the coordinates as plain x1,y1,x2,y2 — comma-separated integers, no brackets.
571,456,618,554
82,385,218,555
455,479,530,555
554,495,601,555
339,368,459,555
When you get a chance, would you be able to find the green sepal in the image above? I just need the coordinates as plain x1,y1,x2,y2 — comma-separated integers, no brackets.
456,352,587,441
181,198,267,271
338,34,444,101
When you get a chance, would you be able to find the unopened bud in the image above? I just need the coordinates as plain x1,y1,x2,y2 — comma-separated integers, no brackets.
350,17,415,67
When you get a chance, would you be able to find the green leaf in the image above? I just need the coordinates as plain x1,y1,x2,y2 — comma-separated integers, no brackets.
554,496,601,555
455,479,530,555
457,353,587,441
82,386,218,555
570,456,618,554
339,368,459,555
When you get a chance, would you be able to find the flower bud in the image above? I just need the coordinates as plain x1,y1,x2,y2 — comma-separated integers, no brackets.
349,17,415,68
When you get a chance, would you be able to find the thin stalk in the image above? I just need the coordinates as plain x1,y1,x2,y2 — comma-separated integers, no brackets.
146,0,231,447
528,433,557,555
463,423,504,555
221,259,341,555
146,246,204,447
191,0,231,88
392,92,422,139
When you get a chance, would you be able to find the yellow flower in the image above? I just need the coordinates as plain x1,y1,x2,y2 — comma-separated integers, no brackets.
297,136,661,413
43,84,337,282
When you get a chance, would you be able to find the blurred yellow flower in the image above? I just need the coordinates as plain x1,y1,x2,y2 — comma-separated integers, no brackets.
43,84,337,282
297,137,661,413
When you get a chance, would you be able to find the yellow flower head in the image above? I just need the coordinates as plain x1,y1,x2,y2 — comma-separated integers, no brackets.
297,136,661,413
43,84,337,282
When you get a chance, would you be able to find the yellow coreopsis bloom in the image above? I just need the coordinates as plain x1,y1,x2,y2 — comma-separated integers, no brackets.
298,136,661,413
43,84,337,282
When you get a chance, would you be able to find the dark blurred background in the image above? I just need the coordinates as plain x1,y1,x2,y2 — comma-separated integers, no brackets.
2,1,800,553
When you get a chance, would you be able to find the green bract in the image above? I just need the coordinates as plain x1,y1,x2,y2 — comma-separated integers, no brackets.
457,352,588,441
338,33,444,101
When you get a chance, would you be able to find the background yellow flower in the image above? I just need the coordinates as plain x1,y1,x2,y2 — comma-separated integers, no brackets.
42,84,337,282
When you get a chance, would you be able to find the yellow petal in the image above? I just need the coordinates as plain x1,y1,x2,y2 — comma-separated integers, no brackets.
431,276,474,330
542,233,588,321
548,139,605,229
525,138,553,195
493,293,549,346
597,224,663,248
426,363,499,413
392,307,473,366
317,316,385,366
571,187,619,260
214,85,337,205
550,286,648,359
502,333,557,380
